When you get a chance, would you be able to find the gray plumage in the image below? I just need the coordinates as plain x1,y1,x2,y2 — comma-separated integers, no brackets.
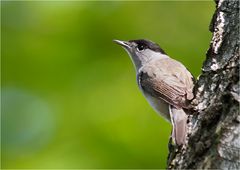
138,57,194,109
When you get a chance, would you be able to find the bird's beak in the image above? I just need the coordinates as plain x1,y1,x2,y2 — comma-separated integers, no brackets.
113,39,131,49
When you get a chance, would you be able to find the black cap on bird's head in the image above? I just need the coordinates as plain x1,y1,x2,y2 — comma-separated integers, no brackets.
128,39,166,54
114,39,166,55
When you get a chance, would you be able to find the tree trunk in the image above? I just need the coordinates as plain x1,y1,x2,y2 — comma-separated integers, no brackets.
167,0,239,169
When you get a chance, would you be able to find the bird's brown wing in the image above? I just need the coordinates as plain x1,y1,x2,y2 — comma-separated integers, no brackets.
138,58,194,109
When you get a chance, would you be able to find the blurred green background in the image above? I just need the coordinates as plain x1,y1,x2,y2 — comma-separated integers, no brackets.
2,1,214,169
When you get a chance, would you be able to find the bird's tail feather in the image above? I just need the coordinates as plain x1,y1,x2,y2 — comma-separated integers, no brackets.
169,106,188,145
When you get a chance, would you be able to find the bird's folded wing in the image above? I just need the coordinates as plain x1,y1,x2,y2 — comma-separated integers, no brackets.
139,58,194,109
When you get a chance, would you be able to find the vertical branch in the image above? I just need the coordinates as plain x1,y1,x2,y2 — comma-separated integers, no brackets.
167,0,239,169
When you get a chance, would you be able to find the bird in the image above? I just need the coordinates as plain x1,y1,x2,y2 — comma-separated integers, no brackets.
113,39,194,145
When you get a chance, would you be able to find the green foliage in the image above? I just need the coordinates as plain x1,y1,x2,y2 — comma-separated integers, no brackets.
2,1,214,168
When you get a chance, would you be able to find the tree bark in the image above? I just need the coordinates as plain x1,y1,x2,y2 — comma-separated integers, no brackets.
167,0,239,169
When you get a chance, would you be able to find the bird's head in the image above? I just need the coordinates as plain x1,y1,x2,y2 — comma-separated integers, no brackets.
114,39,167,70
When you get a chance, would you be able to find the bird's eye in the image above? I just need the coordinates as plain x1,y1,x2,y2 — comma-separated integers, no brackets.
137,44,145,51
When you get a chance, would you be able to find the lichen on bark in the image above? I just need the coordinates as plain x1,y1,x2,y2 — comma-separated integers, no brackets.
167,0,240,169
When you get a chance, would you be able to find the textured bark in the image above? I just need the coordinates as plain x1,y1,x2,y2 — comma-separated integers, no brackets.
167,0,239,169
